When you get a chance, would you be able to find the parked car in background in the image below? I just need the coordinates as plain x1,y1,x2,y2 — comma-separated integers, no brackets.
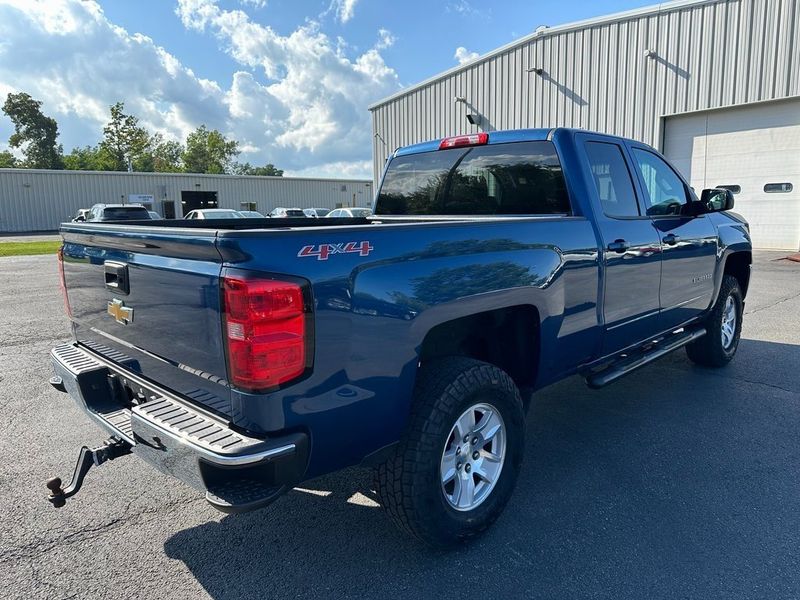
71,208,91,223
238,210,265,218
147,211,161,220
85,204,151,222
184,209,244,220
326,207,373,218
303,208,331,218
268,207,307,218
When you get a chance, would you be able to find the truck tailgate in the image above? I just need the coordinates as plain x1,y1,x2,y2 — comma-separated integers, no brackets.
60,225,232,416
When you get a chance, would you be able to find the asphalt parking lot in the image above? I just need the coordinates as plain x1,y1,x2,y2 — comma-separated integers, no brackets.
1,251,799,599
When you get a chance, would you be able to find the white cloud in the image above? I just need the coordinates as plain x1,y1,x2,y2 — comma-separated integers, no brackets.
454,46,480,65
376,28,396,50
328,0,358,24
446,0,489,19
0,0,400,176
239,0,267,8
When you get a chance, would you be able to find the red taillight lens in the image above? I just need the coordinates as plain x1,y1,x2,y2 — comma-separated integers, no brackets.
438,132,488,150
57,247,72,318
222,276,307,390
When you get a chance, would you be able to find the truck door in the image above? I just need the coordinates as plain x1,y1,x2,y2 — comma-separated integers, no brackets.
626,144,718,331
580,135,663,355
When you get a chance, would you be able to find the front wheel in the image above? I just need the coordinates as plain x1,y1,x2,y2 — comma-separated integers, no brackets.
374,357,525,548
686,274,743,367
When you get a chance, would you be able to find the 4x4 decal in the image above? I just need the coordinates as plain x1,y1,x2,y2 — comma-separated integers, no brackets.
298,241,374,261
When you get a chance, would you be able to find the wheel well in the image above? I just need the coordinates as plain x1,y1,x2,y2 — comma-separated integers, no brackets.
724,251,752,298
419,305,540,390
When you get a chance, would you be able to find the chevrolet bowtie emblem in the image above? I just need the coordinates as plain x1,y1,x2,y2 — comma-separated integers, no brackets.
107,298,134,325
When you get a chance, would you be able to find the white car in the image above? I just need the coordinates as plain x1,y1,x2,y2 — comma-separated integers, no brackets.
184,209,245,220
303,208,331,218
326,207,373,218
269,207,307,218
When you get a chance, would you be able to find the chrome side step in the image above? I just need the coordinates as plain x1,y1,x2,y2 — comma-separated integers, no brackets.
585,327,706,389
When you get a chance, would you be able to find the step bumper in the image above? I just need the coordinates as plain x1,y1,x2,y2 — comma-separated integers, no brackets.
50,343,309,512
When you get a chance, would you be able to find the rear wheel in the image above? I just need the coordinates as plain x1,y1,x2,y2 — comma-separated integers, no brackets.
374,357,525,548
686,274,743,367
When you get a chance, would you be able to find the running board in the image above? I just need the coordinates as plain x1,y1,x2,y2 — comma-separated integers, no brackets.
585,327,706,389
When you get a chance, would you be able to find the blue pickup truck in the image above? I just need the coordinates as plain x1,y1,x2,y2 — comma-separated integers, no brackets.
48,128,751,547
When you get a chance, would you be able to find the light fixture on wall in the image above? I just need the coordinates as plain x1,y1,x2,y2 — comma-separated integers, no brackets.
454,96,467,104
22,182,31,188
644,49,657,59
526,67,544,75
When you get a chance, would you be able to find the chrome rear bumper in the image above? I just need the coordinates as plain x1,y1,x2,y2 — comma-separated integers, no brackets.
50,343,308,512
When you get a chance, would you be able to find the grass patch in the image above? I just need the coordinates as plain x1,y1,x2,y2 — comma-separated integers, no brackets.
0,241,61,257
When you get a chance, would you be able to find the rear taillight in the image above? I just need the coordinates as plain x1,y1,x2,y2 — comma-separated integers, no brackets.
222,276,307,390
438,132,488,150
57,248,72,318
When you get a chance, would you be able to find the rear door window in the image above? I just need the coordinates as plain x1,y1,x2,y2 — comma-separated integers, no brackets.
584,142,640,218
376,141,570,215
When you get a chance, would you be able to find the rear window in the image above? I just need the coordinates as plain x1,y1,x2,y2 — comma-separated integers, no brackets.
285,209,307,217
102,207,150,220
375,141,570,216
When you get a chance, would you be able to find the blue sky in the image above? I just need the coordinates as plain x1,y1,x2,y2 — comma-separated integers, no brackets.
0,0,657,176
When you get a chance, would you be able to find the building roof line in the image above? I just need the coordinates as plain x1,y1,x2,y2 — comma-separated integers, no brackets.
0,168,370,184
368,0,724,110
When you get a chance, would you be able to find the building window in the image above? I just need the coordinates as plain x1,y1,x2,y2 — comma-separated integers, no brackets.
764,183,793,193
716,185,741,194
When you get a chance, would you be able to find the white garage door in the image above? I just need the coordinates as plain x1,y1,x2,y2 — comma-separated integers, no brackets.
663,98,800,250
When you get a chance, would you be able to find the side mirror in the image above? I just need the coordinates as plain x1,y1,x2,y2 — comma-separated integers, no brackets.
700,188,735,213
73,215,86,222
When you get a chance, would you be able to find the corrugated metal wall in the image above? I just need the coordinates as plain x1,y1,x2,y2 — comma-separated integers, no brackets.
370,0,800,182
0,171,372,232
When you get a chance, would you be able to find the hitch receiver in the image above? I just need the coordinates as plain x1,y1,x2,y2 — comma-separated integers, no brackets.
46,437,132,508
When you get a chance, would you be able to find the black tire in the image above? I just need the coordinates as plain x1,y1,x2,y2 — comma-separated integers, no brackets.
686,274,743,367
374,357,525,548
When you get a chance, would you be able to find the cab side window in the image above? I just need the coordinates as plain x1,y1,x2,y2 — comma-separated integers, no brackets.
584,142,640,217
631,149,689,216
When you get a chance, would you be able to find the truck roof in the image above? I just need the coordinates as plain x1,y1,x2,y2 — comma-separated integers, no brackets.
393,127,635,158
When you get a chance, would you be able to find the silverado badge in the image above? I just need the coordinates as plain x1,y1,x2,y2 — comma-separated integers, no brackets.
107,298,134,325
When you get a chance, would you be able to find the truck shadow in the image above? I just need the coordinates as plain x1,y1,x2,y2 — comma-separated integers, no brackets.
164,338,800,599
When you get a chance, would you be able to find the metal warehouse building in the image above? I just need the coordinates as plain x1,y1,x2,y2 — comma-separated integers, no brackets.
369,0,800,250
0,170,372,232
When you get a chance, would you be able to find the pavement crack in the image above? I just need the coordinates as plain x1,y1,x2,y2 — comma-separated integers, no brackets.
745,290,800,315
0,496,204,565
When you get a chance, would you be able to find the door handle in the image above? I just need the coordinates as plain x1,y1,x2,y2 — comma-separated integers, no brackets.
662,234,681,246
606,239,630,253
104,261,129,295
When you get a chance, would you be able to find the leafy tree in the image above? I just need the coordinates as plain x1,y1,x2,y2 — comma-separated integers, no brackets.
182,125,239,174
100,102,150,171
0,150,18,168
63,144,117,171
232,162,284,176
2,92,63,169
147,133,184,173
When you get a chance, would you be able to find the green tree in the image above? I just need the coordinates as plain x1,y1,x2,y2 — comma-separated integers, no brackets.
232,162,284,176
182,125,239,174
2,92,63,169
63,144,117,171
0,150,18,168
147,133,184,172
100,102,150,171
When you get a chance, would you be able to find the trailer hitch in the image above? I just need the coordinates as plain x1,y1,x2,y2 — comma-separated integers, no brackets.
46,437,132,508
